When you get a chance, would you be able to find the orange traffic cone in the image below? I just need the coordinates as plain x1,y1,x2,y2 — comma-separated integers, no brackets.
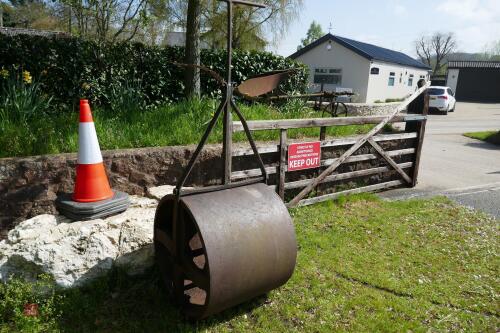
73,99,114,202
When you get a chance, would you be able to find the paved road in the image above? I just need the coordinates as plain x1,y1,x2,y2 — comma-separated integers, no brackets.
381,102,500,217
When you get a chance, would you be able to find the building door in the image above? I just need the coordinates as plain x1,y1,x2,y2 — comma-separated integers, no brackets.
455,68,500,102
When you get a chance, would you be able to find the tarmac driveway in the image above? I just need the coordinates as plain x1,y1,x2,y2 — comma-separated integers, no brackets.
382,102,500,217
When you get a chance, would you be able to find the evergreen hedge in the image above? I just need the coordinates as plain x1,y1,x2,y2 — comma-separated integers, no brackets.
0,34,308,109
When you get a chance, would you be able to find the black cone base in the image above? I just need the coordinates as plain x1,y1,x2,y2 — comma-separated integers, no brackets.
56,190,130,221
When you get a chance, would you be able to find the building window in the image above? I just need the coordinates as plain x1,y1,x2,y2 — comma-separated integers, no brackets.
408,74,414,86
388,72,395,86
314,68,342,85
370,67,379,75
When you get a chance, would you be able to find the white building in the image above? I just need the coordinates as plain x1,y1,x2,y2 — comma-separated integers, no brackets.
289,34,431,103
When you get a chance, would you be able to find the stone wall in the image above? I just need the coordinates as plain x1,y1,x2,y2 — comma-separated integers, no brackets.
345,102,401,116
1,135,417,239
306,101,402,117
0,145,223,239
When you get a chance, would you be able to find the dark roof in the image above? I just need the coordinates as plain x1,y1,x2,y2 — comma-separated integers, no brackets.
448,60,500,69
289,33,431,70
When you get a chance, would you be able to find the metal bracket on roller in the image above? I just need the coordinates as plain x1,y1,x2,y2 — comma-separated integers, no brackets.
153,0,297,319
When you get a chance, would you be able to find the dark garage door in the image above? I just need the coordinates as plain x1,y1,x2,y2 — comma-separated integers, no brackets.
455,68,500,102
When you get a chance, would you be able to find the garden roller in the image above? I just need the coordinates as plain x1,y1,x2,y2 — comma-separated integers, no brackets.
153,0,297,319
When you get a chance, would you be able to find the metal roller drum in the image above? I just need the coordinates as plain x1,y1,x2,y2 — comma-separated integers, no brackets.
154,183,297,319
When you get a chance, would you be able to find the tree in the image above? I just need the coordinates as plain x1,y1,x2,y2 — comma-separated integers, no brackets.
180,0,302,96
58,0,153,42
415,32,457,75
1,0,61,30
202,4,267,50
483,40,500,60
0,1,11,27
133,0,174,44
152,0,301,50
297,20,323,50
184,0,201,98
199,0,302,50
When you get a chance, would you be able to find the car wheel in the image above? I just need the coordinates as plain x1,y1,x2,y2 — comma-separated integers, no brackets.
442,109,448,115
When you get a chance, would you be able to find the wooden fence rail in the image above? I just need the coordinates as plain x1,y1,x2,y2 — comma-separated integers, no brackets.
233,115,424,132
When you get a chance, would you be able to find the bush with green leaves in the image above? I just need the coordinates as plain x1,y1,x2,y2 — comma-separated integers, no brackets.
0,275,62,332
0,35,308,110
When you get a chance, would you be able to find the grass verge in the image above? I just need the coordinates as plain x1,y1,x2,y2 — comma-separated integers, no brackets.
0,99,374,158
464,130,500,146
1,195,498,332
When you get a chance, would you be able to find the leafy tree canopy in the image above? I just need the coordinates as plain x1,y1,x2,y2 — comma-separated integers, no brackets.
1,0,302,49
168,0,303,51
297,20,323,50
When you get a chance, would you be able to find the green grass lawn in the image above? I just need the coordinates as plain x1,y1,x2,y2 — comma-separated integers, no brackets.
464,130,500,145
1,195,498,332
0,99,373,158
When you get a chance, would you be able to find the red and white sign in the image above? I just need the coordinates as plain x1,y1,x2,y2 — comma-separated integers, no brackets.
287,141,321,171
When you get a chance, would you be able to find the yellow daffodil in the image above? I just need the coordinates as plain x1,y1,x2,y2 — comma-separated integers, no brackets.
82,83,91,90
23,70,32,84
0,67,8,79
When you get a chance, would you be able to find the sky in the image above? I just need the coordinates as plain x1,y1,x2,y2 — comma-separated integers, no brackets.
269,0,500,58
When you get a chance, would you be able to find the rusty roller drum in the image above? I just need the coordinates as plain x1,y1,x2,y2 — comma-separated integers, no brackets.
154,183,297,319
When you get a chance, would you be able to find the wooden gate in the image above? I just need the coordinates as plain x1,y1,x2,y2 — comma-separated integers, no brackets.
230,84,429,207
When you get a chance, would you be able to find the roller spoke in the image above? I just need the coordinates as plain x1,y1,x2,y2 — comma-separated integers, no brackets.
155,228,174,254
191,248,205,257
184,281,196,291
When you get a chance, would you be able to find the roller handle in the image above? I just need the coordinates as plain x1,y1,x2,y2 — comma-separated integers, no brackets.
219,0,266,8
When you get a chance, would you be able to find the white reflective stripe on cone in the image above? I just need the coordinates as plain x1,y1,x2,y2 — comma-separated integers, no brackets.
77,122,104,164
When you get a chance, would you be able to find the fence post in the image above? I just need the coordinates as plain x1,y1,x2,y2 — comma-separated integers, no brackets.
422,92,429,116
319,127,326,141
409,93,429,187
277,129,287,200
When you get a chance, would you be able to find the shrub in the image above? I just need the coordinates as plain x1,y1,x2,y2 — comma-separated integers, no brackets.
0,35,308,109
0,275,62,332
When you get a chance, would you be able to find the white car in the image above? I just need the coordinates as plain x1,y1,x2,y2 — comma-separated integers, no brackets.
428,86,456,115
